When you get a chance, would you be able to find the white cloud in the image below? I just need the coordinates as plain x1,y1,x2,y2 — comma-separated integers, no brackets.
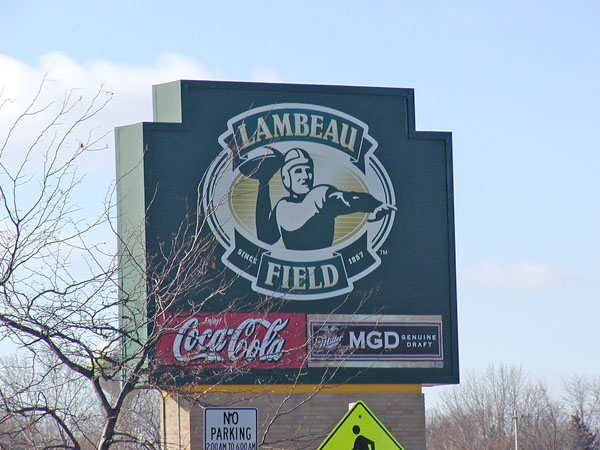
0,51,283,213
0,52,282,143
459,260,595,294
0,52,222,234
0,52,219,175
249,65,282,83
0,51,217,128
0,52,284,178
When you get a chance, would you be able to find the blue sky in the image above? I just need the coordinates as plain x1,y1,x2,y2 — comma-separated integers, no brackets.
1,0,599,403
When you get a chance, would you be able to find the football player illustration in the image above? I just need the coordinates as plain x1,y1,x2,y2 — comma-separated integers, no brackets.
242,147,395,251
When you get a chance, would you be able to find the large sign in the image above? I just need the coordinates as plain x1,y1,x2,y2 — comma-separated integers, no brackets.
116,80,458,385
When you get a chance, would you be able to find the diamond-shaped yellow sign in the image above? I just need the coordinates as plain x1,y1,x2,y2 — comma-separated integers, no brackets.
317,401,405,450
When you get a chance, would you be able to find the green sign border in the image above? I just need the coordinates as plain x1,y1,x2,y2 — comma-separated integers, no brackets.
115,80,458,386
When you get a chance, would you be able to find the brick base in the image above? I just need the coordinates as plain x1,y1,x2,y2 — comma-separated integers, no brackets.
161,386,425,450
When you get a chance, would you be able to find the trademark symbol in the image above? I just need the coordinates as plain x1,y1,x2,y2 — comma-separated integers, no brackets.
379,249,388,256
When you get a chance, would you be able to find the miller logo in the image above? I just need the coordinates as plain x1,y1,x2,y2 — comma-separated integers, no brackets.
202,104,396,300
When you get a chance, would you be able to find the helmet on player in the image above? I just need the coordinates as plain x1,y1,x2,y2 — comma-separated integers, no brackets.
281,148,314,194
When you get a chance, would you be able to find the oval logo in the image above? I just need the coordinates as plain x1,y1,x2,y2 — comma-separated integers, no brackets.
202,103,395,300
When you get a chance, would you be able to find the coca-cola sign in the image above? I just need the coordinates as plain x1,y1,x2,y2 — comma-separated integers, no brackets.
155,313,306,369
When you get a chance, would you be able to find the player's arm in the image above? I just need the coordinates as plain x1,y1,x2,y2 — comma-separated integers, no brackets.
256,179,280,244
326,188,396,221
237,146,283,244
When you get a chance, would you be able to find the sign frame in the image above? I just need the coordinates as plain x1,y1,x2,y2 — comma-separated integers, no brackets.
115,80,458,386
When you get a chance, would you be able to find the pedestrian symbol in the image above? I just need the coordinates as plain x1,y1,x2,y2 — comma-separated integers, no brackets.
352,425,375,450
316,401,405,450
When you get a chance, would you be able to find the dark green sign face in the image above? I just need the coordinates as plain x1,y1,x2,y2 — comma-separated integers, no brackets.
117,80,457,385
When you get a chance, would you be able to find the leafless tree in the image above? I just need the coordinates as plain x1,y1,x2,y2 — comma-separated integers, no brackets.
427,364,569,450
562,375,600,449
563,375,600,433
0,79,186,449
0,352,102,449
0,79,360,450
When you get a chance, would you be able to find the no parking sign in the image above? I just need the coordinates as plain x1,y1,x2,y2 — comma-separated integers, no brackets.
204,408,257,450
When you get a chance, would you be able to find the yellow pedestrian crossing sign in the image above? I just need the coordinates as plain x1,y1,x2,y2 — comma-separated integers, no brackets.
317,401,405,450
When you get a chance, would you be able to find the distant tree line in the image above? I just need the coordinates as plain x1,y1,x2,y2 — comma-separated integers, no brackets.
427,364,600,450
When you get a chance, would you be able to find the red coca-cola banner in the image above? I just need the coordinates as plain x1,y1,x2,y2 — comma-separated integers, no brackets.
155,313,306,369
